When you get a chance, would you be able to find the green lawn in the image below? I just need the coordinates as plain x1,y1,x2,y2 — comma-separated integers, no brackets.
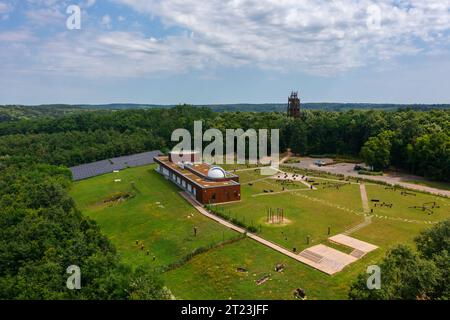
365,184,448,222
216,177,363,252
163,237,378,300
70,164,450,300
70,165,238,268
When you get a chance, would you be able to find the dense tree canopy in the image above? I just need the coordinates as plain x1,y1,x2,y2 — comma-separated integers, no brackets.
0,161,169,299
360,130,395,171
0,106,448,180
0,105,448,299
349,220,449,300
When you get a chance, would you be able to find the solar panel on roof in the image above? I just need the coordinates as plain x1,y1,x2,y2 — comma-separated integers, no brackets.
70,150,162,181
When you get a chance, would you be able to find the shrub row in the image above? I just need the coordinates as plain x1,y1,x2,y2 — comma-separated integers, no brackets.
358,170,383,176
205,205,259,233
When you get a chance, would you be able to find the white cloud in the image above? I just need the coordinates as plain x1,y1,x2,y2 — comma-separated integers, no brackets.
110,0,450,75
85,0,96,8
25,7,65,25
0,30,35,42
2,0,450,79
0,2,9,13
101,14,112,29
0,1,12,19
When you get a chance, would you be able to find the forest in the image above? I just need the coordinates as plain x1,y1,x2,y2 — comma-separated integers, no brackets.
0,105,448,181
0,105,449,299
0,160,170,299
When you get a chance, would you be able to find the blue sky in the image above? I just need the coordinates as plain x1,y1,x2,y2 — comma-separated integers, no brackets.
0,0,449,105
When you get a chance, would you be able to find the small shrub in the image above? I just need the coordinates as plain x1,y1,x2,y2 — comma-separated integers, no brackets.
358,170,383,176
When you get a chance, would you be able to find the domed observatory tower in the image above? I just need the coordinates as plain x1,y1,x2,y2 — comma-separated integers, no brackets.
207,166,227,179
154,152,241,204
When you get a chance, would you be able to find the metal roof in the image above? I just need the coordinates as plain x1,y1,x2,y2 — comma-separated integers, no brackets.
70,150,162,181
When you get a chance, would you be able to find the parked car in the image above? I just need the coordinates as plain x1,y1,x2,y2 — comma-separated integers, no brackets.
314,160,326,167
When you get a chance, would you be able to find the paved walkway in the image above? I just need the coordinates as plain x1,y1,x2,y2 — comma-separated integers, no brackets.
179,191,337,274
359,183,370,213
343,216,372,235
299,244,358,274
329,234,378,254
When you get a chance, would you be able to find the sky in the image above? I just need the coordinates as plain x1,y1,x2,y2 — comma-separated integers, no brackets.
0,0,449,105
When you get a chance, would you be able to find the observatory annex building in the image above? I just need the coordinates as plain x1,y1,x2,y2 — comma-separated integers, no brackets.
154,151,241,205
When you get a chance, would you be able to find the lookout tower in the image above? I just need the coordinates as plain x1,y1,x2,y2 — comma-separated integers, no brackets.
287,91,301,118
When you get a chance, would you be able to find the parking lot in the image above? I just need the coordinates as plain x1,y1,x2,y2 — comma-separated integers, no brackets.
284,157,450,197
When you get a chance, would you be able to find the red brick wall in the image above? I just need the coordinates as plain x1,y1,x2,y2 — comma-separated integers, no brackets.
198,185,241,204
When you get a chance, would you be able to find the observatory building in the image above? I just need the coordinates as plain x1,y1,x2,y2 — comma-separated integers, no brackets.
154,151,241,204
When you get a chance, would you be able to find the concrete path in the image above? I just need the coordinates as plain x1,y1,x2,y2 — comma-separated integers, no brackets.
359,183,370,213
299,244,358,274
279,153,292,164
179,191,336,274
337,183,373,235
343,216,372,235
180,192,247,234
329,234,378,254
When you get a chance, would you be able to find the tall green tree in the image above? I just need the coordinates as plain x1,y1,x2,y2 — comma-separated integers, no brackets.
349,220,449,300
360,130,395,171
0,163,168,300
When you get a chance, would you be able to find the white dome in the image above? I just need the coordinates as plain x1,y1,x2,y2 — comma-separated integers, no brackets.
207,166,226,179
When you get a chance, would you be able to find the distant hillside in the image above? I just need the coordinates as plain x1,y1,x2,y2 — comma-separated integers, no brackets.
0,105,93,122
1,103,449,122
78,103,450,112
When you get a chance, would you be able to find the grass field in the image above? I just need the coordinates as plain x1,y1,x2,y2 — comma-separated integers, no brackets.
216,182,363,252
70,165,238,268
162,238,377,300
70,164,450,300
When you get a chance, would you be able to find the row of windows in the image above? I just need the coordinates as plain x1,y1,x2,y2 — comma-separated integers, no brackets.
159,165,197,197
